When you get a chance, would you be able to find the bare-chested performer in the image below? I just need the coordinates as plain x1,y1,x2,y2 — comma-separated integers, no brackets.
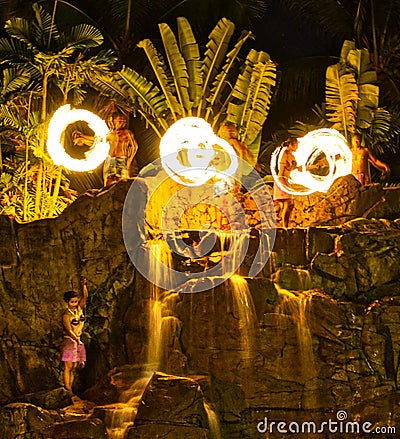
273,137,299,227
351,134,390,185
73,112,138,186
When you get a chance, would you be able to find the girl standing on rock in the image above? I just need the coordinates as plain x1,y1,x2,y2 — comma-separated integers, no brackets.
61,277,88,391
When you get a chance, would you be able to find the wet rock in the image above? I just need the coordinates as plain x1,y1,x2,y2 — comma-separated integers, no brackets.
291,175,400,227
11,386,73,410
127,372,210,438
0,402,60,439
0,216,18,267
271,267,318,290
0,178,400,437
128,424,209,438
49,417,107,438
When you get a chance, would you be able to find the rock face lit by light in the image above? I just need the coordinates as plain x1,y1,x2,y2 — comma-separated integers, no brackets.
271,128,352,196
47,104,110,172
159,117,238,186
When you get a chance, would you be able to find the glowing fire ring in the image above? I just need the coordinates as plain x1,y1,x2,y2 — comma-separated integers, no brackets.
47,105,110,172
159,117,238,186
271,128,352,195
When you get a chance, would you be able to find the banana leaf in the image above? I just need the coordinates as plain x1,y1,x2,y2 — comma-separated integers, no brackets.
243,57,276,146
89,67,169,135
346,47,379,129
138,38,181,121
177,17,202,109
339,40,355,65
159,22,191,114
207,29,254,124
226,50,276,154
198,17,235,115
325,63,358,138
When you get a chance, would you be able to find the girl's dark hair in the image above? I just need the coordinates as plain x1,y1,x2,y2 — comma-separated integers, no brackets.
63,290,78,303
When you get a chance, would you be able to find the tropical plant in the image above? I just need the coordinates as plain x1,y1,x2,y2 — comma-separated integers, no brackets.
89,16,277,160
278,0,400,106
0,2,116,222
325,39,400,152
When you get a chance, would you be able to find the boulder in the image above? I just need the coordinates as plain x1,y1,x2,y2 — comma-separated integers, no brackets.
127,372,210,438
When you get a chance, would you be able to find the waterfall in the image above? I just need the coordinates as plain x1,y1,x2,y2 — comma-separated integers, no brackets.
106,241,173,438
204,401,222,439
229,275,257,361
218,231,248,278
275,287,318,409
146,240,174,371
276,288,316,380
105,377,149,439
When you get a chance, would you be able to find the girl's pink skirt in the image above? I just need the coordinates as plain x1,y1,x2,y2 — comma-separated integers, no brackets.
61,338,86,363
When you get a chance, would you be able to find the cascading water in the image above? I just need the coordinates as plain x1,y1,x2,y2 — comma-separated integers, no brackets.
229,275,258,361
106,241,173,438
107,230,253,437
276,288,316,380
204,401,222,439
275,287,318,408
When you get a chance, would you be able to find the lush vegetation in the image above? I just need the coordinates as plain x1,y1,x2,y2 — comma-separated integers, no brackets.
0,0,399,221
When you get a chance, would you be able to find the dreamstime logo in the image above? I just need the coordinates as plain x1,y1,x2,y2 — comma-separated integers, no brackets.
122,152,276,293
256,410,396,435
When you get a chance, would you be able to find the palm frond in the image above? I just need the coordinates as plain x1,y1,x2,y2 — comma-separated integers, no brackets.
4,17,35,49
118,65,170,129
288,120,328,138
62,24,104,52
159,22,191,114
31,3,60,50
0,103,25,131
90,67,169,135
0,37,33,65
279,0,354,41
1,67,30,96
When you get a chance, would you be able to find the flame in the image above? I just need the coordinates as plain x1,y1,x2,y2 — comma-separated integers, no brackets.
159,117,238,186
271,128,352,195
47,104,110,172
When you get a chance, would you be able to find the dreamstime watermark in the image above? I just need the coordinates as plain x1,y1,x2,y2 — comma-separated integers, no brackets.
256,410,396,435
122,153,277,293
